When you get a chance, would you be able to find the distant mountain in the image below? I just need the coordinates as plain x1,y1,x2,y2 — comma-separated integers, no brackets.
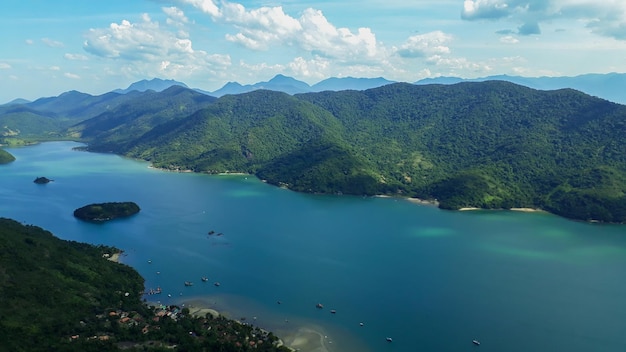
1,98,31,106
68,85,217,151
415,73,626,104
114,78,188,94
210,74,311,97
311,77,396,92
210,74,396,96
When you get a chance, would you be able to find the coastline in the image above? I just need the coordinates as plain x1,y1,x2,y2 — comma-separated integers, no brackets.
179,297,332,352
459,207,545,213
105,251,123,263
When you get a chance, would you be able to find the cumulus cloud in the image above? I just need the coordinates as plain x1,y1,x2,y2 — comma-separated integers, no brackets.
82,9,231,79
0,62,11,69
461,0,626,40
396,31,452,58
179,0,382,63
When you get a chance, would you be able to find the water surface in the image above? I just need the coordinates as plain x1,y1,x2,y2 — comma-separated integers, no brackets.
1,141,625,352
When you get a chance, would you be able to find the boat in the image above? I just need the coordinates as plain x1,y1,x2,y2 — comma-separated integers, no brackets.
214,282,220,287
386,337,393,342
330,309,336,314
473,339,480,346
184,281,193,286
316,303,323,309
201,277,208,282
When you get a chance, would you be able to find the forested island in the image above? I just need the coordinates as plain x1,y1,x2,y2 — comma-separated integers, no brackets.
0,218,291,352
74,202,141,222
2,81,625,223
0,148,15,164
33,176,52,184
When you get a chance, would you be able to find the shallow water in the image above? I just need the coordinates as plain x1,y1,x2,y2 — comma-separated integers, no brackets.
2,141,626,352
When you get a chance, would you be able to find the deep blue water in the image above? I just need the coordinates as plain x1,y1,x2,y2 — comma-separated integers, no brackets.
2,141,626,352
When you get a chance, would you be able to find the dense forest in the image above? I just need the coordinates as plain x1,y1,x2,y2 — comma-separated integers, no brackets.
0,218,291,352
1,81,625,222
0,148,15,163
74,202,141,222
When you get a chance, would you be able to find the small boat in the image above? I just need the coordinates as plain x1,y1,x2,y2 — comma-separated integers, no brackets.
184,281,193,286
359,322,364,326
201,277,208,282
330,309,336,314
316,303,323,309
473,339,480,346
214,282,220,287
386,337,393,342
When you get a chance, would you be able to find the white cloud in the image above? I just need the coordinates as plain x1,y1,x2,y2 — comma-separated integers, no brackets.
64,72,81,79
180,0,383,63
287,56,330,80
25,39,34,45
179,0,220,17
0,62,11,69
41,37,64,48
82,10,231,80
396,31,452,58
50,66,61,71
461,0,626,40
163,6,189,25
64,53,89,61
500,35,520,43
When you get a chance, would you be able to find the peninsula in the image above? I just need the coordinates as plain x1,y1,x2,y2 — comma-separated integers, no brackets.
73,201,140,222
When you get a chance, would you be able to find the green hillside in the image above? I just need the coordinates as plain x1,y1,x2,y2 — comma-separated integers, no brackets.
32,82,619,223
0,218,290,352
67,86,216,151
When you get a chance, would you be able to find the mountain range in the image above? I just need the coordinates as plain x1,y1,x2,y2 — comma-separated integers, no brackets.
1,77,625,223
415,73,626,105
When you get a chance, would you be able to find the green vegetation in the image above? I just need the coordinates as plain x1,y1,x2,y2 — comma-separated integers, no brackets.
0,148,15,163
0,218,291,351
5,81,626,223
79,83,625,222
74,202,141,223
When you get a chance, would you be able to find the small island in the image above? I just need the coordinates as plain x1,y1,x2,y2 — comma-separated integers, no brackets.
74,201,140,223
0,148,16,164
33,176,53,184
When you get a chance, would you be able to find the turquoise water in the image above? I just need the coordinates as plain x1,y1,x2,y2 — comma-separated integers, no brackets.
2,141,626,351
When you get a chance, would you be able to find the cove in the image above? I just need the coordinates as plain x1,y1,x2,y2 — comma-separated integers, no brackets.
1,141,626,352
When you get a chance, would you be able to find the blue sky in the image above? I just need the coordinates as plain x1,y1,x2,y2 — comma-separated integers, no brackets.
1,0,626,103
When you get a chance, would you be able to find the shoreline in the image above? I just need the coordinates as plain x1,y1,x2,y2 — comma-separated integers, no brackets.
178,297,332,352
105,251,123,263
459,207,545,213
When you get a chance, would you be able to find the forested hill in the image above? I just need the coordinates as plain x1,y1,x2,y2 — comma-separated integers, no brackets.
0,218,291,352
74,81,626,222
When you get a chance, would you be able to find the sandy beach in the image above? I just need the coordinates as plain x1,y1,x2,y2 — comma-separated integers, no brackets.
106,251,122,263
280,327,331,352
179,297,331,352
510,207,544,212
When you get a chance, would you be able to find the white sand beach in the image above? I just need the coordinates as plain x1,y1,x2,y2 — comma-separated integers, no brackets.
279,327,331,352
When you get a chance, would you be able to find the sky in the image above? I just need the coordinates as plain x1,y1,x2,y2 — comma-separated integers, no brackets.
1,0,626,103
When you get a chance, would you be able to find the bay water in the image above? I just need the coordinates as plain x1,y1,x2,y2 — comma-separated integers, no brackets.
1,141,626,351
